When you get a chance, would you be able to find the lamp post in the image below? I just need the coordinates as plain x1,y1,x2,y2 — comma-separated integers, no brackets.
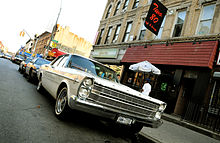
31,34,39,58
45,0,62,58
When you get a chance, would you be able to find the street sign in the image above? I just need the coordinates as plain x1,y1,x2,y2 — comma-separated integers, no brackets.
144,0,167,35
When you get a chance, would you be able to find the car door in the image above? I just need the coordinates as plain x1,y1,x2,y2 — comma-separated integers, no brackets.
26,58,36,75
44,55,69,98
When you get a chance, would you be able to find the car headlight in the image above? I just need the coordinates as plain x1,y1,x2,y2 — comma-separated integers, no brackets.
159,103,167,112
155,112,162,120
78,78,93,100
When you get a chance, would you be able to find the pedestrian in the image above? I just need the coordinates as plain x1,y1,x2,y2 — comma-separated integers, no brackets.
141,78,151,96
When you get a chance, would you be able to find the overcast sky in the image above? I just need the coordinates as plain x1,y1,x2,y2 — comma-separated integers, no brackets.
0,0,107,53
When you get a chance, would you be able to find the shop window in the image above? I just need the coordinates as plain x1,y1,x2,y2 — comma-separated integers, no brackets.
105,26,113,44
123,21,133,42
114,1,121,16
210,81,220,107
172,10,186,37
112,24,121,43
105,5,112,19
97,29,104,45
132,0,139,9
197,4,215,35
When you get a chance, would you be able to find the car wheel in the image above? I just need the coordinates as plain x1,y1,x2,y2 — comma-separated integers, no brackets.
37,75,44,92
27,69,32,82
55,87,70,119
20,66,24,74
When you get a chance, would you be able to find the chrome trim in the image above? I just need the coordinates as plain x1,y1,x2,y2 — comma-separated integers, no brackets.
87,83,160,119
92,83,159,109
70,96,157,121
44,70,80,83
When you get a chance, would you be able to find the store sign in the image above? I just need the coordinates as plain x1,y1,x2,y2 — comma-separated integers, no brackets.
144,0,167,35
93,48,119,59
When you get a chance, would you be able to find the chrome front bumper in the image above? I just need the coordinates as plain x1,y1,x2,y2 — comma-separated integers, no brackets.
69,95,163,128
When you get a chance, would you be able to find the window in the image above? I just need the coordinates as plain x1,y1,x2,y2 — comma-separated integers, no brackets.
139,22,146,40
112,24,121,43
123,0,130,11
57,56,69,67
68,55,119,83
132,0,139,9
123,22,133,42
105,26,113,44
197,4,215,35
35,58,50,65
172,10,186,37
52,56,64,67
97,29,104,45
155,16,166,39
114,1,121,15
105,5,112,19
210,81,220,107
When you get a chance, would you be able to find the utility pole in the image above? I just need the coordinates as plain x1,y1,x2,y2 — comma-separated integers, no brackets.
31,34,39,58
45,0,62,58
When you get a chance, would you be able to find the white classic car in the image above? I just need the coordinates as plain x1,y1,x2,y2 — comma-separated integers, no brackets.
37,54,166,133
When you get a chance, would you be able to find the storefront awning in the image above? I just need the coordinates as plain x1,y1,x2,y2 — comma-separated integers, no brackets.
121,41,218,69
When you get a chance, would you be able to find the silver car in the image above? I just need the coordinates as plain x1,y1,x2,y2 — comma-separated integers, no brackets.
37,54,166,133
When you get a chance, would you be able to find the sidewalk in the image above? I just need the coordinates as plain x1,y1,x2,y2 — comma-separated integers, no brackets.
140,114,220,143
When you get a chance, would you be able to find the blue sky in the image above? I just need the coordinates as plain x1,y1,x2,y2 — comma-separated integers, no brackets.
0,0,107,53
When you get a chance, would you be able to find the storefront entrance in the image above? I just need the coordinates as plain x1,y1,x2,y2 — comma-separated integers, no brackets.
174,78,195,117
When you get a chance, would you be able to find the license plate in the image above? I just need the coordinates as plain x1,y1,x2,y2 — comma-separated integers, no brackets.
116,116,132,125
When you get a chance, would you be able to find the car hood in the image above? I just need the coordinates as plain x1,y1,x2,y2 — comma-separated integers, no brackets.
15,57,23,61
65,68,165,105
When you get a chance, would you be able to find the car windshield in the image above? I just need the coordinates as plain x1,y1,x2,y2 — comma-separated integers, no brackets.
68,55,119,83
25,58,32,63
16,55,24,59
35,58,51,65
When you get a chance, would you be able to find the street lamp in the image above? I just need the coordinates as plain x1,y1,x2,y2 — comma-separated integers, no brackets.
45,0,62,58
31,34,39,58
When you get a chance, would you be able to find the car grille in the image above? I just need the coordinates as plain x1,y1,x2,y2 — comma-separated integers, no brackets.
88,83,159,118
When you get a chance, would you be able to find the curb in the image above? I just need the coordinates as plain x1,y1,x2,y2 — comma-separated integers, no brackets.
162,115,220,141
138,132,162,143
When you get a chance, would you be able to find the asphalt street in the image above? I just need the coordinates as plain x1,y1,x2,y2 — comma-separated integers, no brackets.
0,58,151,143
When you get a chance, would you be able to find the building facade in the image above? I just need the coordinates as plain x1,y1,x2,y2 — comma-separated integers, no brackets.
34,31,51,56
91,0,220,131
24,39,34,54
53,25,93,58
0,41,4,52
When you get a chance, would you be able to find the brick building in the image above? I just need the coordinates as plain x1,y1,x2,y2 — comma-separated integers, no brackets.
34,31,51,56
91,0,220,131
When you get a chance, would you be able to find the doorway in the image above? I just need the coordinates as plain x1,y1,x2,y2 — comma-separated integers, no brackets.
174,78,195,117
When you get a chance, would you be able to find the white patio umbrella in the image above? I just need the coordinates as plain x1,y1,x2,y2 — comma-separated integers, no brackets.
129,61,161,75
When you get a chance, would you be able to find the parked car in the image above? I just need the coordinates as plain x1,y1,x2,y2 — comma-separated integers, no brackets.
18,57,33,74
13,55,25,64
3,53,12,60
0,53,4,58
37,54,167,133
25,58,50,82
